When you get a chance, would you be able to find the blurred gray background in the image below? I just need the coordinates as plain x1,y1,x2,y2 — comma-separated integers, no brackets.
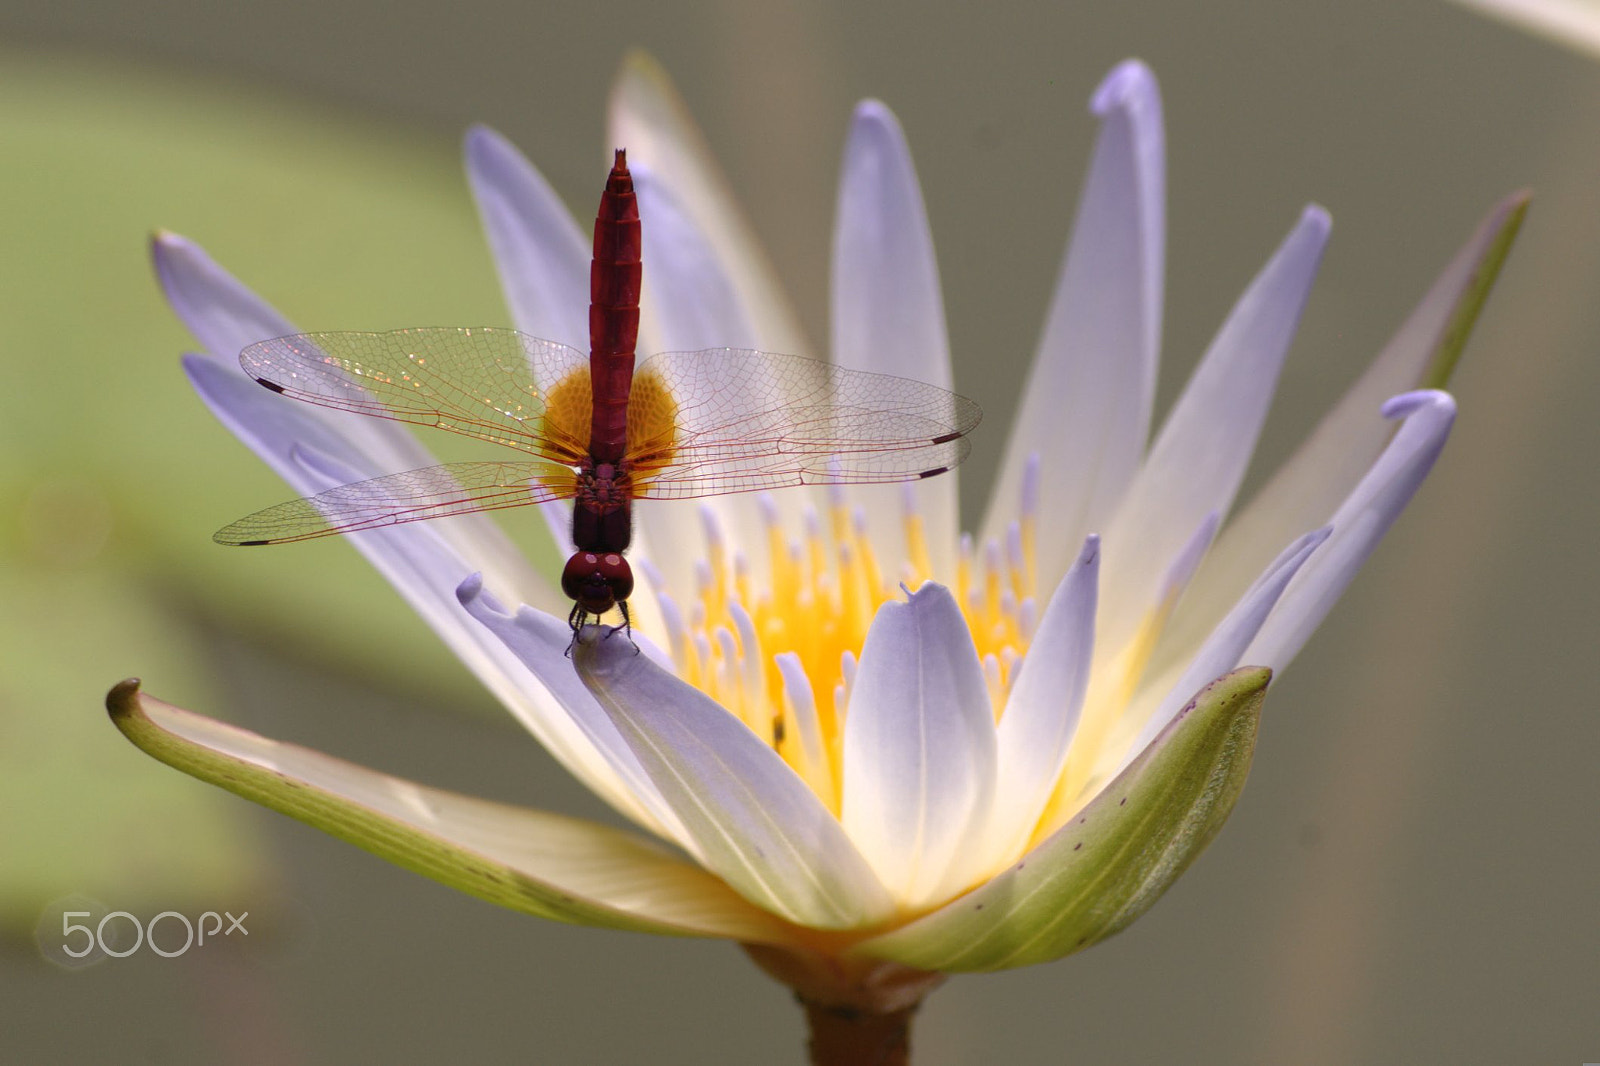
1,0,1597,1062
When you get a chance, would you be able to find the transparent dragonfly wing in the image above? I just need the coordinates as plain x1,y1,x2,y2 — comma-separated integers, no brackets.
226,334,982,536
215,460,576,545
239,328,591,462
629,348,981,499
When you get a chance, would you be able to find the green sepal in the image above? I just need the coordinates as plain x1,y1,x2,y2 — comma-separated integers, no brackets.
848,667,1269,972
1421,189,1529,389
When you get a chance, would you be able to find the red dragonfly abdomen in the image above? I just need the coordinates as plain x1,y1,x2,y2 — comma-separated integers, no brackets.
587,149,641,468
563,149,643,630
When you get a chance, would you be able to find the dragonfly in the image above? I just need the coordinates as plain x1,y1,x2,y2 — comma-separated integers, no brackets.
217,150,982,633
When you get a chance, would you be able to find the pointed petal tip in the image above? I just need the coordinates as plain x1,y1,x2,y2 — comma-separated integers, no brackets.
1090,59,1158,117
1301,202,1333,235
1078,534,1101,566
149,229,194,276
851,97,899,130
463,124,532,188
1304,524,1334,552
609,49,675,114
843,99,910,166
462,122,508,161
616,47,665,83
1501,187,1534,213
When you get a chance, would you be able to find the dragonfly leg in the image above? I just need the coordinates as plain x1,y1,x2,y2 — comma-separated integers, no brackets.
565,602,587,658
603,601,640,655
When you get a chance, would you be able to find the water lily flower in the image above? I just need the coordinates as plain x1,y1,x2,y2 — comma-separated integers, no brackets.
111,54,1524,1052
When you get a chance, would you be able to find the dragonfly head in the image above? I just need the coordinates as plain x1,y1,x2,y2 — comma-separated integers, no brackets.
561,550,634,620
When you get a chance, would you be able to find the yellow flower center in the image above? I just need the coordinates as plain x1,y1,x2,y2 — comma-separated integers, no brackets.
650,489,1046,819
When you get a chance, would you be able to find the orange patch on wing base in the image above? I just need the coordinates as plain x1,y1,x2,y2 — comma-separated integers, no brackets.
621,367,679,483
534,369,592,492
534,366,679,493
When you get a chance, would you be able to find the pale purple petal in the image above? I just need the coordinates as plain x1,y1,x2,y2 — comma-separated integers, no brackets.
841,583,997,907
162,234,561,612
981,59,1165,596
153,230,297,365
157,233,435,480
627,165,775,604
1243,390,1457,669
1120,526,1330,769
607,51,809,356
979,536,1099,869
464,125,589,351
455,576,688,846
634,165,759,352
182,358,653,832
1099,206,1330,648
830,100,960,580
844,669,1268,972
1155,193,1525,668
573,628,894,928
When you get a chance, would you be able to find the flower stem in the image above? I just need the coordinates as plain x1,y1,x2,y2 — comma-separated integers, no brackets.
801,995,918,1066
741,943,944,1066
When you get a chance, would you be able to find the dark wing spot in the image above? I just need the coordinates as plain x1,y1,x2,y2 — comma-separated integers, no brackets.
255,378,286,394
917,466,950,479
930,431,961,445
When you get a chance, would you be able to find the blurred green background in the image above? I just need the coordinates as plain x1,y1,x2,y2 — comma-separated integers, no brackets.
2,0,1597,1062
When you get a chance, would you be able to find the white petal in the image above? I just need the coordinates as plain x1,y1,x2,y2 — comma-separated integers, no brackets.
635,165,759,352
1154,192,1525,670
1121,526,1329,765
455,577,689,846
155,233,426,476
629,165,772,602
184,358,648,833
607,51,809,356
846,668,1268,972
1448,0,1600,58
152,230,296,363
573,628,894,928
162,234,559,612
981,60,1165,596
841,584,997,907
1243,390,1457,669
1098,207,1329,648
978,536,1099,871
831,100,959,580
110,682,789,944
463,125,589,350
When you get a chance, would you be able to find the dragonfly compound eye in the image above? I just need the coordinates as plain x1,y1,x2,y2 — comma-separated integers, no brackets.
562,551,633,614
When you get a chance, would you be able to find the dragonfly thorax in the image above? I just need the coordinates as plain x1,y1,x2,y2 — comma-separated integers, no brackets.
571,467,633,555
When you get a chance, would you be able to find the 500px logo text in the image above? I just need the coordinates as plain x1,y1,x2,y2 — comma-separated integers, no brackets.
58,909,248,959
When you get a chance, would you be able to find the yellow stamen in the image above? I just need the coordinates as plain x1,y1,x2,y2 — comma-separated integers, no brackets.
904,512,931,584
